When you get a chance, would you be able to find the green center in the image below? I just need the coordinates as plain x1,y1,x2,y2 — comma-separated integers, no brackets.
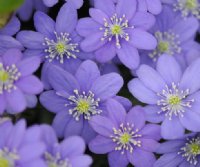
0,70,9,82
77,100,90,113
158,41,169,53
111,25,122,35
0,157,9,167
55,42,66,54
120,133,131,144
186,0,197,9
190,143,200,155
49,163,57,167
168,95,181,105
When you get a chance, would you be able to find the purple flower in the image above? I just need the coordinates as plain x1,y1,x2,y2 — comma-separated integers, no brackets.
128,54,200,139
40,125,92,167
43,0,83,8
0,119,45,166
40,60,123,142
17,3,91,65
89,99,161,167
140,6,199,69
76,0,157,69
0,17,23,55
154,133,200,167
0,49,43,114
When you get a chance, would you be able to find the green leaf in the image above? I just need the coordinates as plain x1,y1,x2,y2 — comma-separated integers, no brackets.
0,13,11,28
0,0,25,13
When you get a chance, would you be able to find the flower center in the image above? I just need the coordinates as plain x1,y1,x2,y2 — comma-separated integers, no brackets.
76,99,90,113
45,152,71,167
168,95,181,105
178,137,200,165
0,157,9,167
57,89,102,121
0,63,21,94
100,14,134,49
149,31,181,62
43,31,79,64
111,123,142,154
174,0,200,19
157,82,194,120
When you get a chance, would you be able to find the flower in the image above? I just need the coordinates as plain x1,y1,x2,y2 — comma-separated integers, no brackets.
17,3,92,65
154,133,200,167
140,6,199,69
40,125,92,167
128,54,200,139
0,119,45,166
0,17,23,55
43,0,83,8
40,60,123,142
0,49,43,115
89,99,161,167
76,0,157,69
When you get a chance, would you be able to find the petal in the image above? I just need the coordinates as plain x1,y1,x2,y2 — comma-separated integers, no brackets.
144,105,165,123
140,124,161,140
128,148,156,167
116,43,140,69
89,116,115,137
80,32,106,52
48,65,80,94
43,0,58,7
129,28,157,50
16,76,43,94
125,106,145,130
136,64,166,92
91,73,123,101
116,0,137,20
5,88,26,114
156,54,182,84
108,151,129,167
3,49,22,66
128,79,159,104
89,135,115,154
106,99,126,126
180,58,200,94
56,3,77,33
76,18,100,37
52,110,71,138
161,117,185,139
75,60,100,92
70,155,93,167
130,12,155,30
146,0,162,15
60,136,85,157
113,96,132,111
34,11,55,37
94,0,115,17
17,56,41,77
0,95,6,114
40,90,66,113
180,110,200,132
89,8,109,24
81,121,97,143
16,31,45,49
67,0,83,9
140,138,160,152
95,42,116,63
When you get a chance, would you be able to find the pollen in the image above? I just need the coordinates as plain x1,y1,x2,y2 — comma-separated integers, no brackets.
0,70,9,82
157,41,169,53
168,95,181,105
111,25,122,35
0,157,9,167
190,143,200,155
55,42,66,54
120,133,131,144
185,0,197,9
76,99,90,113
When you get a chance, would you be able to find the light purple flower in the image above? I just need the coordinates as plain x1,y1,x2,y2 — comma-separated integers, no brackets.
0,119,45,166
17,3,92,65
154,133,200,167
43,0,83,8
40,125,92,167
77,0,157,69
0,17,23,55
89,99,161,167
128,54,200,139
140,6,199,69
40,60,123,143
0,49,43,115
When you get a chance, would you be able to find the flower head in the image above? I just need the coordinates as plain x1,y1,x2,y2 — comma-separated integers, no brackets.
89,99,161,167
0,49,43,115
129,54,200,139
40,60,123,142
